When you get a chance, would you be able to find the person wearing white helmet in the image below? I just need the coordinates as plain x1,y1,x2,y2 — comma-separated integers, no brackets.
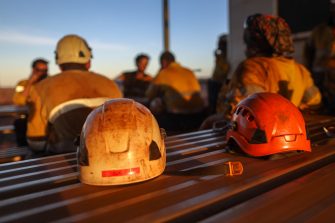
27,34,122,153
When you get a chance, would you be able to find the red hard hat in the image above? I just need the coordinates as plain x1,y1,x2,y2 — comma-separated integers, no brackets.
226,92,311,157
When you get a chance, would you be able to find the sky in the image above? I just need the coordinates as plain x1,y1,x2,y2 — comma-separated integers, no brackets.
0,0,228,87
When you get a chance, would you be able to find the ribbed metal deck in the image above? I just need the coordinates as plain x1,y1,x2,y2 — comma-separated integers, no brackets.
0,116,334,222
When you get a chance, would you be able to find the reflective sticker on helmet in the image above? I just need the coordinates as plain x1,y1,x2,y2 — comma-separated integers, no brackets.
284,134,297,142
101,167,140,177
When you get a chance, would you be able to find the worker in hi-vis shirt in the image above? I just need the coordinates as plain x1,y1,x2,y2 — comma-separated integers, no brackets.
27,34,122,153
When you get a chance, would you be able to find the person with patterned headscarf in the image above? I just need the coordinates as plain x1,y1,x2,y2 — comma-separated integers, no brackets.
200,14,321,129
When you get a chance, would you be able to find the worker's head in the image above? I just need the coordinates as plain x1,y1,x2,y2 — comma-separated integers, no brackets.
214,34,228,59
135,54,150,73
31,58,49,81
218,35,227,50
159,51,175,69
55,34,92,71
243,14,294,58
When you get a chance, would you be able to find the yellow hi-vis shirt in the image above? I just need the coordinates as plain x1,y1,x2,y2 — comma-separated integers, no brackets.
12,79,29,105
27,70,122,139
217,56,321,115
146,62,205,114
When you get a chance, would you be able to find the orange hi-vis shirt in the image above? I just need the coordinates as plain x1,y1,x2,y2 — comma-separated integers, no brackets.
146,62,204,113
217,56,321,116
27,70,122,139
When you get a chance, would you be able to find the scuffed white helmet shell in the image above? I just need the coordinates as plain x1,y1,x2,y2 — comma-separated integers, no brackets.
78,98,166,186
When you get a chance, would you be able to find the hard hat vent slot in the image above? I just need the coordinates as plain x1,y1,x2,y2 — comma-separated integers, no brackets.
236,107,243,115
242,109,248,117
78,143,89,166
250,128,267,144
79,51,85,57
247,115,254,122
149,141,162,160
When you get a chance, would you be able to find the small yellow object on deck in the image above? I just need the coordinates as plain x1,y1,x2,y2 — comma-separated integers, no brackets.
13,156,23,162
223,161,243,176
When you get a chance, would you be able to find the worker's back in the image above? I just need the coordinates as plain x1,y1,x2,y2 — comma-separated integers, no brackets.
27,69,122,153
234,56,321,106
148,62,204,114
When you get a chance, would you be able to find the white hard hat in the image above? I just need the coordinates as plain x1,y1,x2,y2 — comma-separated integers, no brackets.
55,34,92,65
78,98,166,185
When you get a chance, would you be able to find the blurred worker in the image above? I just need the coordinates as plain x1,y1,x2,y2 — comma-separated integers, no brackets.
27,34,122,153
208,34,230,114
12,58,49,146
304,0,335,113
201,14,321,129
146,51,205,132
117,53,152,100
13,58,49,105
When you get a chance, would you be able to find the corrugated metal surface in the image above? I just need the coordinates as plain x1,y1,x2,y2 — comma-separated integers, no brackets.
202,161,335,223
0,116,335,222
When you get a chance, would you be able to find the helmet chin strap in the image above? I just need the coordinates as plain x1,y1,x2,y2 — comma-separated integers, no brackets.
212,120,234,133
323,126,335,138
